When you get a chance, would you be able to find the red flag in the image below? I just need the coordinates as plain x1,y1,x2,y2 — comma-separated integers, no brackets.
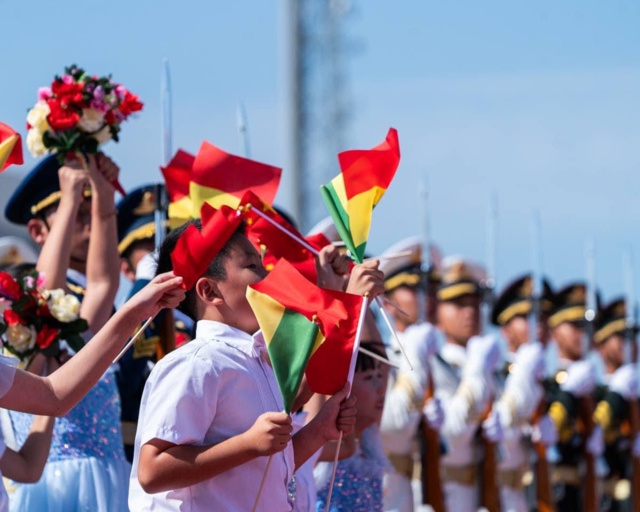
0,122,24,171
249,259,365,395
190,141,281,214
170,204,242,290
239,191,324,281
161,149,194,203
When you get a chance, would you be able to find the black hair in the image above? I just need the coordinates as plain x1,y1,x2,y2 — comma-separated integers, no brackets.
355,340,388,373
155,218,246,320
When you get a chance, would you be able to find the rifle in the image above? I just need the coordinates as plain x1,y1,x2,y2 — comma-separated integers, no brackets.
479,194,501,512
417,178,445,512
581,238,598,512
155,59,176,359
623,250,640,512
530,212,555,512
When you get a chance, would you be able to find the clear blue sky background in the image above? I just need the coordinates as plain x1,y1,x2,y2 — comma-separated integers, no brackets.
2,1,639,300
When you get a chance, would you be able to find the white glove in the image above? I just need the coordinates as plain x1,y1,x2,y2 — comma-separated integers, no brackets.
135,251,158,281
586,425,604,457
512,341,545,382
609,364,638,400
633,435,640,458
531,414,558,446
463,335,501,379
423,397,445,430
403,322,439,361
482,410,505,443
560,359,596,397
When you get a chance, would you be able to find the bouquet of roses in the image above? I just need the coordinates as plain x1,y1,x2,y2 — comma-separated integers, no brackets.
0,270,88,362
26,65,143,194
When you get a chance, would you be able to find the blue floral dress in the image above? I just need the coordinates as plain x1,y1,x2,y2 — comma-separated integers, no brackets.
6,367,129,512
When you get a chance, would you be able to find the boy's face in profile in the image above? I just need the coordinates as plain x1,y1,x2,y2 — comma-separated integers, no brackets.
214,234,268,334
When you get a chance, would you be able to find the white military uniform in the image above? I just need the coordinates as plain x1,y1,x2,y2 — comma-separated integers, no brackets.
381,324,438,512
494,345,546,512
431,340,498,512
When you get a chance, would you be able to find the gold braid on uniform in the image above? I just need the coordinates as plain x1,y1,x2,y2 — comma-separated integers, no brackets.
593,400,618,444
548,401,573,443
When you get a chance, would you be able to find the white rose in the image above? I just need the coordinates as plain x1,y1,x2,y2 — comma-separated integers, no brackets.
77,108,105,133
5,324,36,352
26,128,48,158
94,125,112,145
47,289,80,323
26,101,51,132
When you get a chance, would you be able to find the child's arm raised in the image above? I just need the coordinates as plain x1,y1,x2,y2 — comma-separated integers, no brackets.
293,383,357,469
0,273,185,415
137,411,293,493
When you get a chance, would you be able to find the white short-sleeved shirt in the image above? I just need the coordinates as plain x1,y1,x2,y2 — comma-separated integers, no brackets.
128,320,296,512
0,355,17,400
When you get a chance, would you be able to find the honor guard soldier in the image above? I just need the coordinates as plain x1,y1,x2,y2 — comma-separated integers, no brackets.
378,237,443,512
115,184,193,461
593,298,639,511
546,283,604,510
430,257,501,512
490,275,559,511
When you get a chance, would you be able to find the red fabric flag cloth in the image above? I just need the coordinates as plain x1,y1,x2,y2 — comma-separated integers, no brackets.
190,141,281,214
170,203,242,290
161,149,195,204
338,127,400,200
250,259,365,396
161,149,196,227
0,122,24,171
239,191,324,281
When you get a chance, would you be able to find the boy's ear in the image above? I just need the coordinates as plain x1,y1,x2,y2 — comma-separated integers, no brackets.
195,277,224,306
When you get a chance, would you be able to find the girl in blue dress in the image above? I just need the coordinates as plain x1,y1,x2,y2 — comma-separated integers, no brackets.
315,339,391,512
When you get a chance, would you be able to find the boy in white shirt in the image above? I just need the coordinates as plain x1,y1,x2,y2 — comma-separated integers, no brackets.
129,220,382,511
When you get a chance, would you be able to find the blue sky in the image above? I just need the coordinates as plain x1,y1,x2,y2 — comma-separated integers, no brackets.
2,1,640,300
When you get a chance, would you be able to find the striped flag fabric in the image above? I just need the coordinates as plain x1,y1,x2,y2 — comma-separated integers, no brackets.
161,149,195,227
320,128,400,263
0,122,23,172
190,141,281,217
246,259,365,409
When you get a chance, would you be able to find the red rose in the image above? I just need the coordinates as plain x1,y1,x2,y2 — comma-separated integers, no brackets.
47,99,80,131
119,91,143,117
51,79,84,108
4,309,25,327
36,324,60,350
0,272,22,301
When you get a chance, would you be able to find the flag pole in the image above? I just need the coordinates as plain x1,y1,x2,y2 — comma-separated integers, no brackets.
113,315,156,363
252,453,274,512
324,294,369,512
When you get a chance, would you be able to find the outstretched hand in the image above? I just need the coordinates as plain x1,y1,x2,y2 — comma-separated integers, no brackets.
124,272,186,321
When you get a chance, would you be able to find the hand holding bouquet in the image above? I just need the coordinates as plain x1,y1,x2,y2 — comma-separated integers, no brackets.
26,65,143,194
0,269,88,362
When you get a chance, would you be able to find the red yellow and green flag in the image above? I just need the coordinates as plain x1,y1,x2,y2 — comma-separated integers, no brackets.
246,259,365,411
0,122,23,172
320,128,400,263
161,142,282,223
